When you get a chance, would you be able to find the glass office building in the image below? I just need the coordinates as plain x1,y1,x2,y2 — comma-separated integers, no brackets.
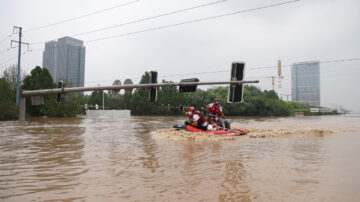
291,61,320,106
42,41,57,81
43,37,85,88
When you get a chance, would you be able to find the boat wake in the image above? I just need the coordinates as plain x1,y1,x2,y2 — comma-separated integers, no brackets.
242,127,339,138
152,129,238,141
152,127,342,141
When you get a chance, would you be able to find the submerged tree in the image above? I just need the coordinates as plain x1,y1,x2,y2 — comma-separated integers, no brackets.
0,78,18,120
22,66,82,117
89,71,312,117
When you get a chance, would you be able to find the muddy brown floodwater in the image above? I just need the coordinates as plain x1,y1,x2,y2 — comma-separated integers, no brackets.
1,115,360,201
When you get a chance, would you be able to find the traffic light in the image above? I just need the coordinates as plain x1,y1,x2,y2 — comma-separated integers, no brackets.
149,71,157,102
228,62,245,103
56,80,63,102
179,78,199,93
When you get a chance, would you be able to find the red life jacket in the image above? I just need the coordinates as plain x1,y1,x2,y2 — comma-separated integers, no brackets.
208,103,222,115
189,111,206,125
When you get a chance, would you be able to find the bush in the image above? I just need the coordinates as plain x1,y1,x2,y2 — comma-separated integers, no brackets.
0,78,18,120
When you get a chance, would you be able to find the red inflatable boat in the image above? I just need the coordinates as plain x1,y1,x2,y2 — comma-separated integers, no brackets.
174,124,247,136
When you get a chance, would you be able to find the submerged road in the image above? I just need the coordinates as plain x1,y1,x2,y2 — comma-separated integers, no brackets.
0,115,359,201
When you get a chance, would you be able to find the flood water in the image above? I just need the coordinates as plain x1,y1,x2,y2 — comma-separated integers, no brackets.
1,115,360,201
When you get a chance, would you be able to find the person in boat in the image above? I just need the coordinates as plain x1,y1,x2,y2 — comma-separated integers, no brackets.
180,106,208,131
207,114,220,131
206,98,226,126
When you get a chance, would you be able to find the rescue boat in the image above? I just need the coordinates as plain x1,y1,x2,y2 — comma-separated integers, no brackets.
173,124,247,136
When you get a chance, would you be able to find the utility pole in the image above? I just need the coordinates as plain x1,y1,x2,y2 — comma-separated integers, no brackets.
280,94,292,102
12,26,29,105
267,60,283,91
268,76,284,91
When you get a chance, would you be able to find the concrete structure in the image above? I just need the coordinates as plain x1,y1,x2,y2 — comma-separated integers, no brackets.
43,37,85,88
86,110,131,117
291,61,320,106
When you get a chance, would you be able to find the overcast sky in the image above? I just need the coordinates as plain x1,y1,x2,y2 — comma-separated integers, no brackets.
0,0,359,112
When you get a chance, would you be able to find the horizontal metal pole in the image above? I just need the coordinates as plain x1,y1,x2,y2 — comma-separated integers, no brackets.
21,80,259,97
11,40,29,45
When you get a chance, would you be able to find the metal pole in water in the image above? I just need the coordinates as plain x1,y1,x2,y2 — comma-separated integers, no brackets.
15,27,22,105
21,80,259,96
102,91,104,110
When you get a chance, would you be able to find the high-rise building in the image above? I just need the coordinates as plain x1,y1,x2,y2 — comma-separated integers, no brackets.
42,41,57,80
291,61,320,106
43,37,85,88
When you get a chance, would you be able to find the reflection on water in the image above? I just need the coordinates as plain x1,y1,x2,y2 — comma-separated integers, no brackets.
0,115,359,201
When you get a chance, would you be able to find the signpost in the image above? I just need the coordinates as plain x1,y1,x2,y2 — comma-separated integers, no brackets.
310,108,320,113
18,62,259,121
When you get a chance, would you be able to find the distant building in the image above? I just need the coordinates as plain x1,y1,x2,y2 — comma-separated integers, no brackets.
42,41,57,80
43,36,85,88
291,61,320,106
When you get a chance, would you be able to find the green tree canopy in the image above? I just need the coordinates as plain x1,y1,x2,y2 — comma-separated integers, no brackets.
86,71,316,117
0,78,18,120
22,66,82,117
22,66,55,90
1,64,27,90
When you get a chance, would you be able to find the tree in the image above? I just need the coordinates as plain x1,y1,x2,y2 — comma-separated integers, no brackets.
0,78,18,120
88,90,106,107
1,64,27,90
22,66,82,117
130,72,158,115
86,71,306,117
22,66,56,116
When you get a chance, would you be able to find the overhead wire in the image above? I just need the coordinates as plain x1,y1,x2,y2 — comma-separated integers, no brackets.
24,0,140,32
0,34,12,45
0,49,38,68
76,57,359,86
85,0,301,43
29,0,228,45
0,48,14,56
71,0,227,37
0,55,18,66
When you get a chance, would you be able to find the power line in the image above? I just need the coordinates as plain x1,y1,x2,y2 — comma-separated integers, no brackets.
158,58,360,80
29,0,228,45
24,0,140,32
0,34,12,45
72,0,227,37
318,58,360,64
30,56,357,88
0,55,18,66
78,57,358,85
0,48,12,56
0,50,35,67
28,48,43,52
86,0,301,43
